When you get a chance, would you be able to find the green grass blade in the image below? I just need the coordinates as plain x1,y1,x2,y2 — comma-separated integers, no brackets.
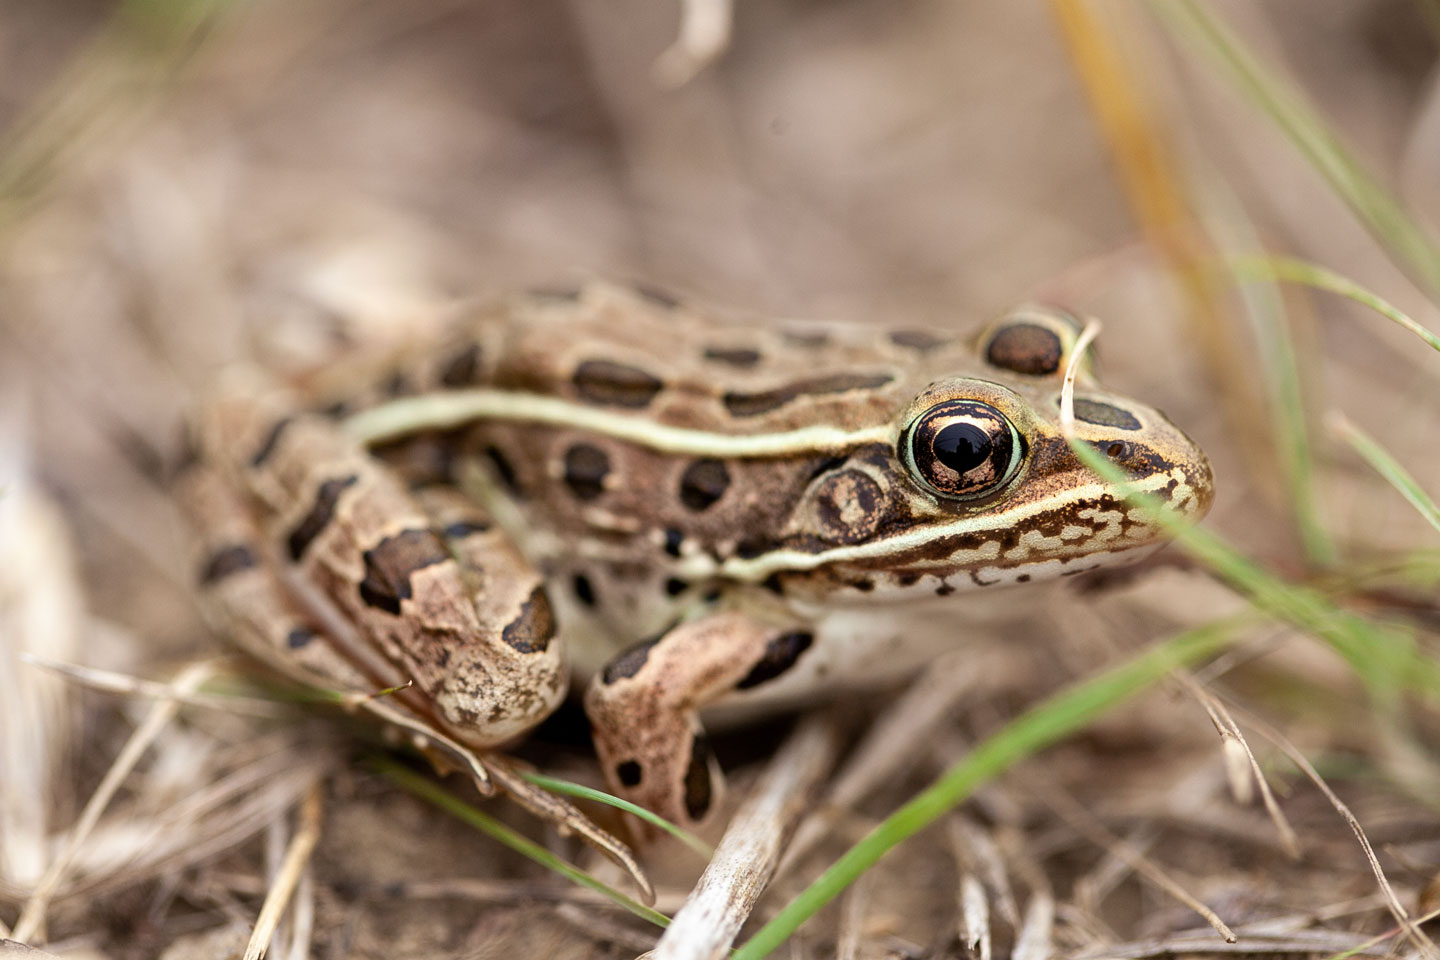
375,759,671,929
519,771,714,858
1330,414,1440,537
1227,256,1440,355
1063,437,1440,706
731,619,1243,960
1154,1,1440,296
1223,245,1335,567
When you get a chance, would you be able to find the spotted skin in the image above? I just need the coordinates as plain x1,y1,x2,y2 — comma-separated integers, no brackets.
184,284,1213,835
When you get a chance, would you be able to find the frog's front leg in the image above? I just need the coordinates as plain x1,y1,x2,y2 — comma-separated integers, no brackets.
584,612,814,830
191,387,569,747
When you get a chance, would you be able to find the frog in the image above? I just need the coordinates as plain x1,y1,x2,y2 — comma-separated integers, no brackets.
176,281,1212,861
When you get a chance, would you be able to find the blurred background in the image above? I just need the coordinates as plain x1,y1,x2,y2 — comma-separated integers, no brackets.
2,1,1438,957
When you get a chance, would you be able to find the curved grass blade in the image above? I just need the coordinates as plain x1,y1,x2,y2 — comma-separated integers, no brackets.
1063,435,1440,706
375,759,671,929
1329,413,1440,537
1153,1,1440,297
1227,256,1440,355
519,771,714,859
730,619,1243,960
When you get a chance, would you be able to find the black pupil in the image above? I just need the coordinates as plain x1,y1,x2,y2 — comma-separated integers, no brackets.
933,422,992,475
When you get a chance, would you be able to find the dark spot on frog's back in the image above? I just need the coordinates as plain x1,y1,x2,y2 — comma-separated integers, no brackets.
723,372,894,418
888,329,948,351
986,323,1063,375
357,528,451,614
702,345,762,368
286,475,358,560
572,359,664,408
572,572,597,607
562,443,611,501
501,586,557,654
1071,398,1142,431
199,544,257,584
679,458,730,511
438,342,483,387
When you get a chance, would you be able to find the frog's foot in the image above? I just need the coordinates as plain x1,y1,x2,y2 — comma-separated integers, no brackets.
584,611,814,836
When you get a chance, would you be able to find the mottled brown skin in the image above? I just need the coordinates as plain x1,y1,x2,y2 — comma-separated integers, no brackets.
186,283,1214,836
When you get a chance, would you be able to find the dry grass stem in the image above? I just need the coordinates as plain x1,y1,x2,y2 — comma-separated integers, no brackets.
1175,672,1301,858
1014,892,1055,960
11,659,217,942
948,815,1022,929
282,866,314,960
781,649,999,876
1067,926,1409,959
959,873,992,960
480,752,654,904
18,653,286,717
1223,704,1439,959
834,870,871,960
0,941,61,958
653,714,843,960
651,0,734,87
1016,769,1236,943
243,782,324,960
554,902,658,954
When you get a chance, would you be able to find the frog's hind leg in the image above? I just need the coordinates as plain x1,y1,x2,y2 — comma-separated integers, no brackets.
176,455,384,699
584,612,815,834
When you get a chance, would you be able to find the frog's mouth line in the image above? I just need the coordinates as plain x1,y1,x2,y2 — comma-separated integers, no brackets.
703,466,1200,583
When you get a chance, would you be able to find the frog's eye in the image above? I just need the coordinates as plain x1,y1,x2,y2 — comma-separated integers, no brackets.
902,399,1024,500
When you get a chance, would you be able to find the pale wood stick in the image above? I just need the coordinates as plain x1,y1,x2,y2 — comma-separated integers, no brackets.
652,714,842,960
243,782,324,960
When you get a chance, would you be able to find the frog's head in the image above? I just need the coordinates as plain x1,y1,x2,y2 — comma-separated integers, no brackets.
727,307,1214,601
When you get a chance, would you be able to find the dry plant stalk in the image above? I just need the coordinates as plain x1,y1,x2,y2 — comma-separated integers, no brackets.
11,659,218,943
652,714,843,960
243,782,324,960
780,648,1004,877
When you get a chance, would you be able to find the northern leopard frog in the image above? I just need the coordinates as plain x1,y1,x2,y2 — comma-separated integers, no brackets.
177,282,1212,872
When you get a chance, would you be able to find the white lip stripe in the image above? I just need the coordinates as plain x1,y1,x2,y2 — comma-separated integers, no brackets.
344,389,894,457
714,469,1182,581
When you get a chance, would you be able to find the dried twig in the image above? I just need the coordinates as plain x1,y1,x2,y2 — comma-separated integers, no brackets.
781,649,1004,876
1223,702,1440,960
652,0,733,87
948,815,1022,929
1174,671,1300,858
12,659,217,941
1014,768,1236,943
19,652,285,716
1013,892,1055,960
959,873,991,960
243,782,324,960
835,870,872,960
653,714,843,960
